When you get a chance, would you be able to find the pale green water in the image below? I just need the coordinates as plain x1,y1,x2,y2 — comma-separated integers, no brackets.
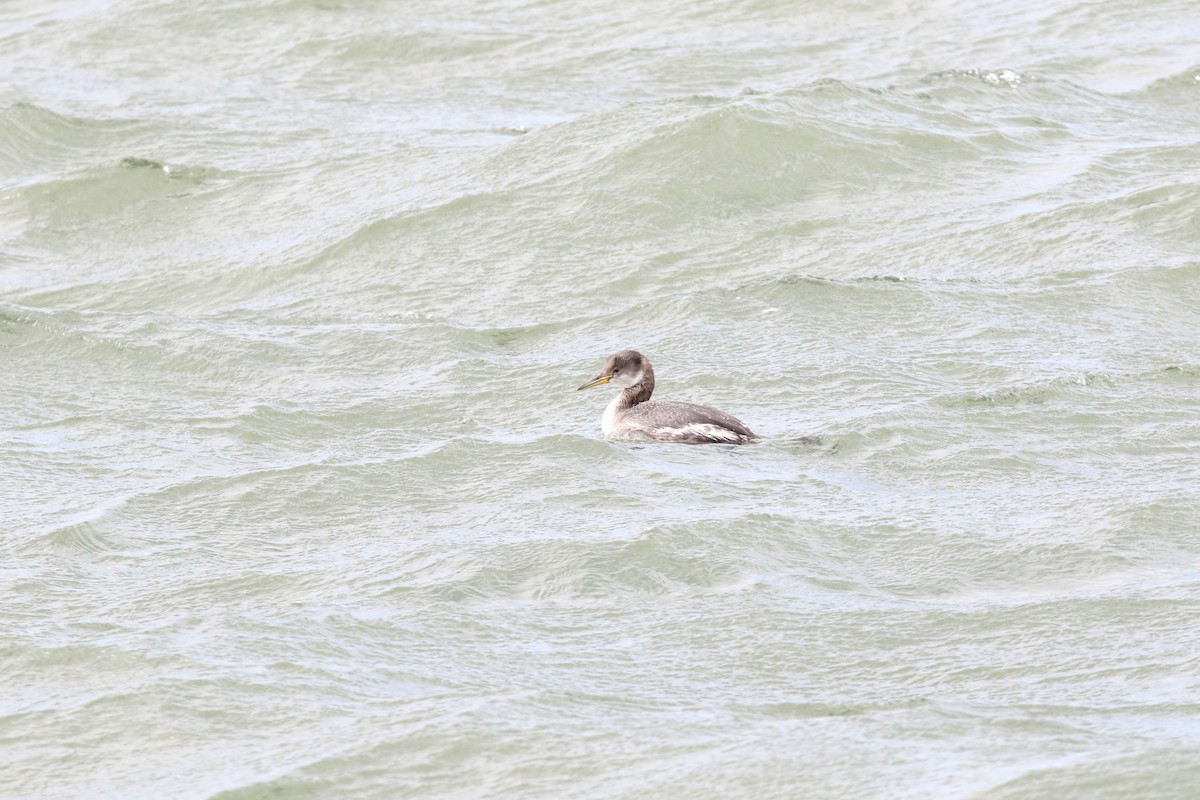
3,1,1200,798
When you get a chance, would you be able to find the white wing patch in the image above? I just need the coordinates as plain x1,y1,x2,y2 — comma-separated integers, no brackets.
656,423,746,443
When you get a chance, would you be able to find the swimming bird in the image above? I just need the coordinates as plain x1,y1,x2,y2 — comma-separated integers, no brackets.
576,349,757,444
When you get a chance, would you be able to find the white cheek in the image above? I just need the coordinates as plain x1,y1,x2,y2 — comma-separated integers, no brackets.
611,371,630,388
612,368,643,389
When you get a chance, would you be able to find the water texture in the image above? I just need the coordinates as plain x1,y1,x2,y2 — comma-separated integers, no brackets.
2,1,1199,798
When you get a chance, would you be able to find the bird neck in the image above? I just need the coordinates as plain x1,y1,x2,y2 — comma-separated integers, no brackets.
620,362,655,408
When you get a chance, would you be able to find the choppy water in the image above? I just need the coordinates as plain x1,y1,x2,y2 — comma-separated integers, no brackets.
4,1,1200,798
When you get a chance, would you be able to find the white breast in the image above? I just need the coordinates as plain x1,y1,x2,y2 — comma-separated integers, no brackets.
601,395,623,436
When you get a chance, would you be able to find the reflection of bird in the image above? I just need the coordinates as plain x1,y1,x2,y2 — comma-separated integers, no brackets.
576,350,757,444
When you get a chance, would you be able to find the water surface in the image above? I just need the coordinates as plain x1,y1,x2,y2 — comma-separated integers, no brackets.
3,1,1200,798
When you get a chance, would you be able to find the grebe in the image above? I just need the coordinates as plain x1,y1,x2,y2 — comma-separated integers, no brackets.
576,350,756,444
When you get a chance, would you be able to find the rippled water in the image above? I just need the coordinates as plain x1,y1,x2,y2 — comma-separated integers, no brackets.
4,1,1200,798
